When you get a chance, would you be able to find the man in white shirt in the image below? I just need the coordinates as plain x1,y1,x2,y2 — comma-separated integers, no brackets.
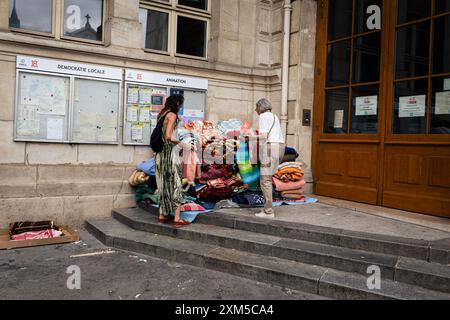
254,98,285,218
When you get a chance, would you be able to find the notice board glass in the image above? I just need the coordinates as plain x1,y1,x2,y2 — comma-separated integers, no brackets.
72,78,120,144
15,71,70,142
123,83,168,145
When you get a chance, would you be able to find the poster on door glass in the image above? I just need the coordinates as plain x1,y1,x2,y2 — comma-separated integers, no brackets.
334,110,344,128
355,96,378,116
444,79,450,91
435,91,450,115
399,95,426,118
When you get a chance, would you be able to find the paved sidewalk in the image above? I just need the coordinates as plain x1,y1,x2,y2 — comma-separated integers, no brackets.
215,201,450,242
0,229,325,300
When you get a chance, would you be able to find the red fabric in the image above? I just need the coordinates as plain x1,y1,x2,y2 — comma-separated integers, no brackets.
11,229,62,241
272,178,306,192
181,203,206,212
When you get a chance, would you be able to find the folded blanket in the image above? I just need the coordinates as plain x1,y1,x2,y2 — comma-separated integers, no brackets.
277,162,303,171
272,178,306,192
281,189,304,199
274,166,304,182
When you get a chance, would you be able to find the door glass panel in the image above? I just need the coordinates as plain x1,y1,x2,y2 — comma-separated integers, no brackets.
328,0,353,41
355,0,382,34
397,0,431,25
393,79,428,134
353,33,381,83
436,0,450,14
326,41,351,86
430,77,450,134
395,22,430,79
432,15,450,74
324,89,349,133
351,86,379,133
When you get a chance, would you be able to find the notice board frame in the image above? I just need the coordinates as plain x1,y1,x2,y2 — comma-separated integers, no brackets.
123,81,169,146
14,56,122,145
123,69,208,146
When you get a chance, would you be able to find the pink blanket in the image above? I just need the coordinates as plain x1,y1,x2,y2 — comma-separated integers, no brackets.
11,229,62,241
272,178,306,192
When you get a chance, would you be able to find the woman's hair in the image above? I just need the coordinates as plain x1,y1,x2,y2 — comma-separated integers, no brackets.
158,94,184,120
256,98,272,113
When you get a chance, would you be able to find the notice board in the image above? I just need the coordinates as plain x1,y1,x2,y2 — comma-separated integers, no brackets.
123,83,168,145
15,72,70,142
72,78,120,144
14,55,122,144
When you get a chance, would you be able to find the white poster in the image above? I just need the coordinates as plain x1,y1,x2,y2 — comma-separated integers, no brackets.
139,88,153,104
131,124,144,141
334,110,344,129
47,118,63,140
435,91,450,115
355,96,378,116
444,79,450,91
399,95,426,118
127,87,139,104
17,105,40,136
139,107,151,123
127,106,139,122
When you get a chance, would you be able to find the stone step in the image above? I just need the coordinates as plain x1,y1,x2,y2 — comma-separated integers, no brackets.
85,217,450,300
113,208,450,294
185,207,448,265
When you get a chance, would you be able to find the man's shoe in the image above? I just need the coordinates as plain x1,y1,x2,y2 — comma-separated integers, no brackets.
255,212,275,219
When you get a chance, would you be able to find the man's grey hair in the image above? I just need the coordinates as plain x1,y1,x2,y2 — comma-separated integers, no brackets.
256,98,272,112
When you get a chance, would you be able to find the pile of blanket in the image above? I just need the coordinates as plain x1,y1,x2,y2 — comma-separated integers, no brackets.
272,162,305,200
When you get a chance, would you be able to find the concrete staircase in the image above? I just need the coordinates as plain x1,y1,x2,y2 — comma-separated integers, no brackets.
86,206,450,300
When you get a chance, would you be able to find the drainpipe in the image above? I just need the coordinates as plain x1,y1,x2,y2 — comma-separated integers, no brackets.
281,0,292,139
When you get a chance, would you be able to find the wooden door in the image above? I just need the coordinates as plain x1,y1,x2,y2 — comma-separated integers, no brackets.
312,0,450,217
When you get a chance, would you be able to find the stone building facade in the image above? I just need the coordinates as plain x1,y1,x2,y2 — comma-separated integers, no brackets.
0,0,317,227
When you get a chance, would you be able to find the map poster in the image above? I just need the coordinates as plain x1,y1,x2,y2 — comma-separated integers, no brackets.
435,91,450,115
399,95,426,118
355,96,378,116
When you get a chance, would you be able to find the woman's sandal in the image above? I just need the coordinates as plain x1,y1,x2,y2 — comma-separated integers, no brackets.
158,216,171,224
173,219,190,226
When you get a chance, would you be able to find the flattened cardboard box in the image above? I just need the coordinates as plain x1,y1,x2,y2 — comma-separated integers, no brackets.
0,227,80,250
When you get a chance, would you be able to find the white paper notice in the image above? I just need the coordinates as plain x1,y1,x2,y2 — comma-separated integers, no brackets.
140,88,153,104
17,105,40,136
127,106,139,122
47,118,63,140
127,87,139,104
139,107,151,123
355,96,378,116
435,91,450,115
131,124,144,141
399,95,426,118
334,110,344,129
444,79,450,91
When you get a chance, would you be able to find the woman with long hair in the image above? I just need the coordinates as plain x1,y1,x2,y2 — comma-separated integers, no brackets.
154,94,190,225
